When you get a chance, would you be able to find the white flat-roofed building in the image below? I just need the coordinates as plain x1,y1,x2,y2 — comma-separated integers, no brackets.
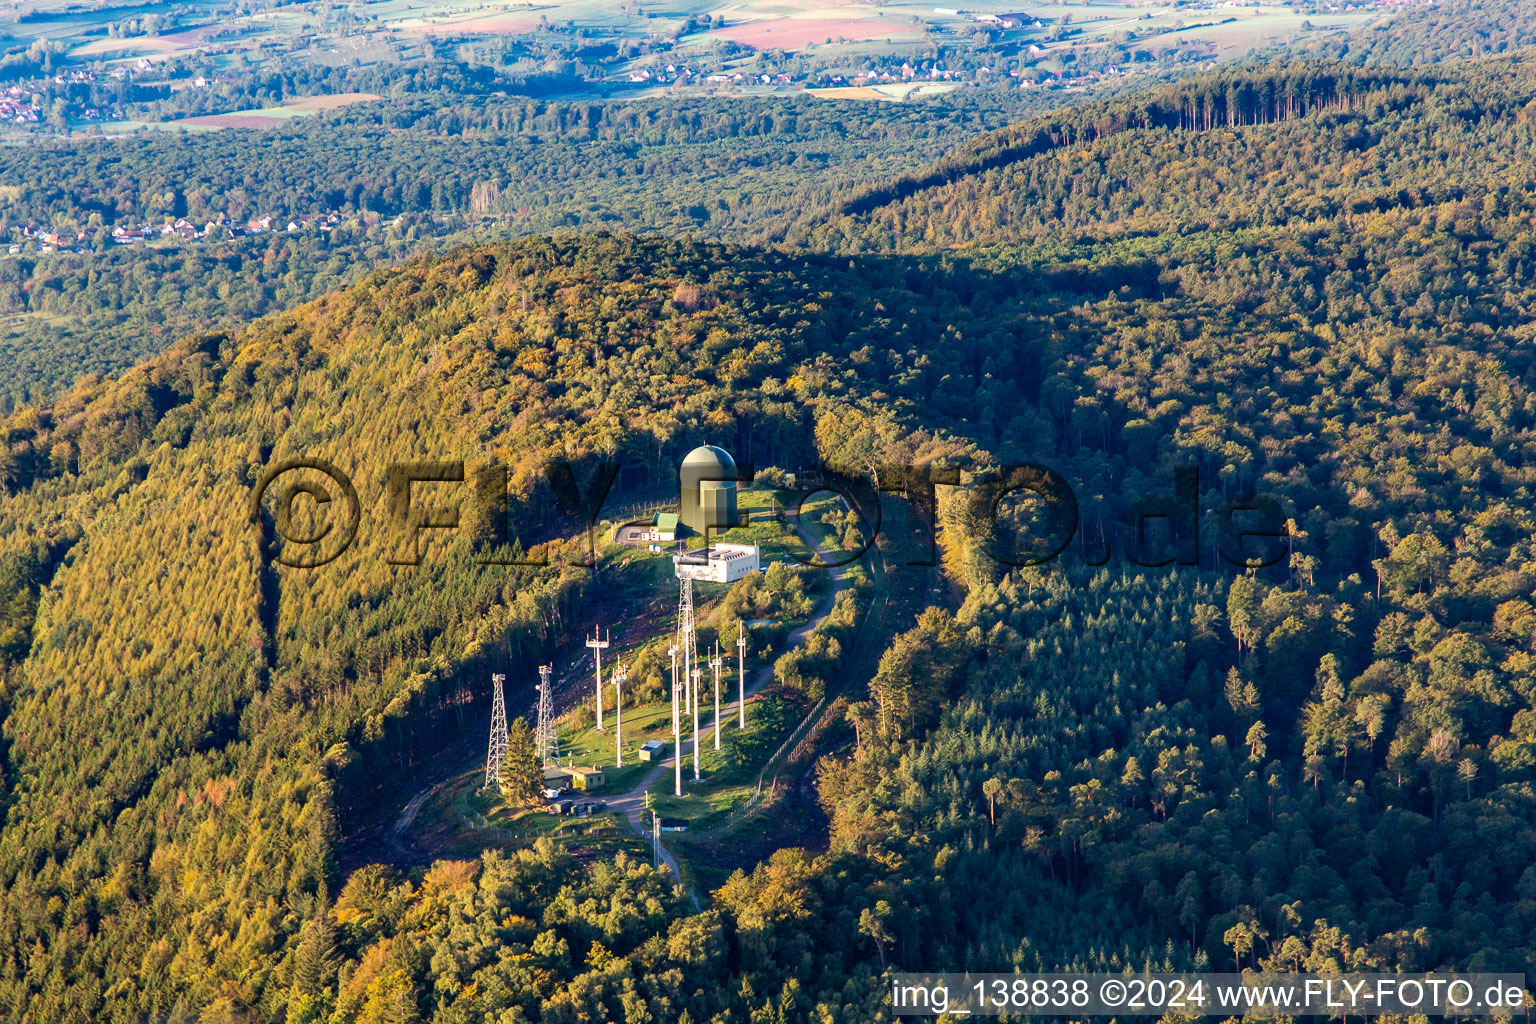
674,542,763,583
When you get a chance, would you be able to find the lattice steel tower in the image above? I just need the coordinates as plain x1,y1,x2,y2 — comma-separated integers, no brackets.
534,664,558,765
484,672,508,788
677,577,698,719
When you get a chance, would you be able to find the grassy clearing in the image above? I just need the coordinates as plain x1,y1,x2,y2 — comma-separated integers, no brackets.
550,714,664,795
621,681,803,826
648,780,756,830
807,82,959,101
431,770,645,858
76,94,383,134
413,487,846,860
92,119,222,134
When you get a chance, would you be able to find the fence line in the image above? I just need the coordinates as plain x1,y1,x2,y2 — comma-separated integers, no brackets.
732,535,894,829
756,693,828,794
609,498,678,523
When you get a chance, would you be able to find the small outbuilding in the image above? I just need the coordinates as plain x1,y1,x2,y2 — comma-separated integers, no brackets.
639,740,667,762
674,542,763,584
568,765,605,790
611,511,681,547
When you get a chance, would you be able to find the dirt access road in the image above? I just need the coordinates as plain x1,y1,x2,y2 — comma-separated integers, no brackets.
381,510,852,872
606,517,851,884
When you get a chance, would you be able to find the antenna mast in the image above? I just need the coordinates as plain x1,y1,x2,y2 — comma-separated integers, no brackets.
677,576,702,790
613,659,627,767
692,664,703,781
678,577,697,719
736,622,748,729
669,642,682,796
484,672,508,788
586,627,610,730
534,664,558,765
710,642,723,751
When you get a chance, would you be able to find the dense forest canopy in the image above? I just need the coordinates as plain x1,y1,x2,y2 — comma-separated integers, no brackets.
1304,0,1536,66
0,90,1090,411
0,0,1519,413
0,6,1534,1020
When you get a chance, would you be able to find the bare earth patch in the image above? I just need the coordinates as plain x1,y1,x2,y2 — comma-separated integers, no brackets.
395,15,539,36
284,92,383,111
174,113,291,129
74,35,182,56
160,23,239,45
709,17,919,49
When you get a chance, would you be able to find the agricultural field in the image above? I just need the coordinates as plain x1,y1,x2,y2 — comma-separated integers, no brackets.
807,81,958,99
0,0,1532,1015
166,90,381,128
0,0,1394,127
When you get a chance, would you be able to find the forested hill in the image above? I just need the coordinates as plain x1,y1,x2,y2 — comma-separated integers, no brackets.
0,232,1038,1022
0,55,1535,1024
792,59,1536,247
0,92,1069,411
1311,0,1536,66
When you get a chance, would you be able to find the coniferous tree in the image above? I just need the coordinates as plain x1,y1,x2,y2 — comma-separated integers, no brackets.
499,717,541,806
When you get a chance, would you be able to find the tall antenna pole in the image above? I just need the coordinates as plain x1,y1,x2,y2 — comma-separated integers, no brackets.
668,643,679,738
710,642,723,751
613,660,626,767
669,643,682,796
737,621,747,729
678,577,697,719
676,574,701,793
692,664,702,781
652,810,660,868
535,664,557,765
586,627,610,731
485,672,508,788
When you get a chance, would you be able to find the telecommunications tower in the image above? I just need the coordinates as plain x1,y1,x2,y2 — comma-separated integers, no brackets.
534,664,558,765
677,576,701,790
677,577,697,718
668,643,679,736
586,627,610,730
710,642,723,751
613,660,627,767
484,672,508,788
669,643,682,796
736,622,748,729
692,664,703,781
